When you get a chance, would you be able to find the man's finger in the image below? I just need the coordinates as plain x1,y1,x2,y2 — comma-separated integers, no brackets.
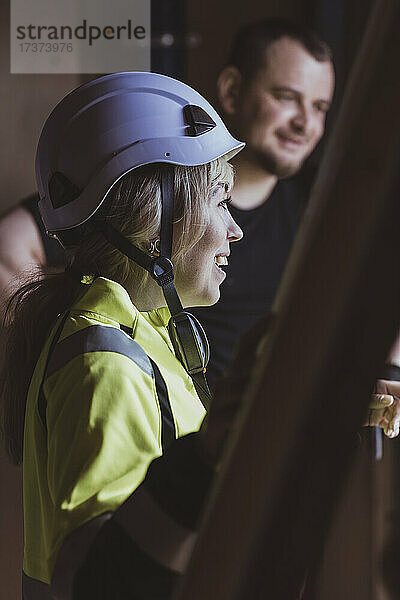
369,394,394,409
383,420,400,438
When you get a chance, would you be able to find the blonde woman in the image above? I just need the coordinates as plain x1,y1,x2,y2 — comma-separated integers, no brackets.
0,72,244,599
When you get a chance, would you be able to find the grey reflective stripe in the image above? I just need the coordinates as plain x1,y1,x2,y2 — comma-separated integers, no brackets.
46,325,154,380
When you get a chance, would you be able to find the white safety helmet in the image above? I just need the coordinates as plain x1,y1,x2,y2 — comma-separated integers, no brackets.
36,71,245,235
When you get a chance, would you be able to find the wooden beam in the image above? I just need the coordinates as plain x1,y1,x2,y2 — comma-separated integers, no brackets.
174,0,400,598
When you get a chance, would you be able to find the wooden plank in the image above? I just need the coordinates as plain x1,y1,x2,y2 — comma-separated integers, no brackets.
174,0,400,598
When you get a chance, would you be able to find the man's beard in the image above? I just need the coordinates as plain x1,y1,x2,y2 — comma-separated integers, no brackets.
252,147,305,179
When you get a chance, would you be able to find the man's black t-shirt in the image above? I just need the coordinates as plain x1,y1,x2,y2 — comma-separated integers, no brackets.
191,176,309,390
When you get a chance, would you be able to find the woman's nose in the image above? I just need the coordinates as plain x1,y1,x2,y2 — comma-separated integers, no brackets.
227,214,243,242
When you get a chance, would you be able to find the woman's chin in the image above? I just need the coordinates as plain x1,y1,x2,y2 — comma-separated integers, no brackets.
183,287,221,309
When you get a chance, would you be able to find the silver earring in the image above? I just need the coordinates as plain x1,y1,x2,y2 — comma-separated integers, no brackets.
148,239,160,256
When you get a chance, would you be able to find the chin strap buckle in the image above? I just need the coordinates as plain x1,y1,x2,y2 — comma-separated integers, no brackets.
152,257,174,287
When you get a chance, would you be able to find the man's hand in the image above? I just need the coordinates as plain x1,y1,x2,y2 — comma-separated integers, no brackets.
366,380,400,438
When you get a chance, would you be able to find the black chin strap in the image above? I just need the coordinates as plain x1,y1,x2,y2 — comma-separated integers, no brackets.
101,223,184,316
160,169,174,258
99,170,211,408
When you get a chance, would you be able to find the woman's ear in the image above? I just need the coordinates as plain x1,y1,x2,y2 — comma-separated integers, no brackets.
217,66,242,116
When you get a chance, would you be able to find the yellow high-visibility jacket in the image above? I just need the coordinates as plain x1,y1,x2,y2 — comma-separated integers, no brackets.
23,276,206,584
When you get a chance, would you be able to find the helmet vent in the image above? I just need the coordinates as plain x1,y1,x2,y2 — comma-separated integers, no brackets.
49,172,81,209
183,104,217,137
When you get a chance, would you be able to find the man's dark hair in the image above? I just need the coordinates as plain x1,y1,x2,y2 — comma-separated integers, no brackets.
227,19,332,81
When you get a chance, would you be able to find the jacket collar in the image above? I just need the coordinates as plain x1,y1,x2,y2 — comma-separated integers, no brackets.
72,276,171,333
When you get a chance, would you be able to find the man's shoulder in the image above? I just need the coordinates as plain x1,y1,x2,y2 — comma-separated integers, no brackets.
19,192,67,269
0,201,46,273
